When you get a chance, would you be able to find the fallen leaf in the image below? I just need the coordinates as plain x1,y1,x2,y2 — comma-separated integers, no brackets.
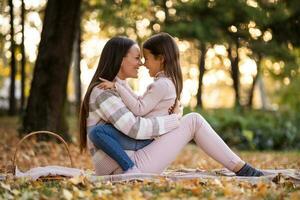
63,189,73,200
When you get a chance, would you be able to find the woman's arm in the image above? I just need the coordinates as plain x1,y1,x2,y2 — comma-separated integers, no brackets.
93,89,179,140
115,79,170,116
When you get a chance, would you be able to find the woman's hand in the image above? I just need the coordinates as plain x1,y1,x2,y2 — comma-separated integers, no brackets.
97,77,115,90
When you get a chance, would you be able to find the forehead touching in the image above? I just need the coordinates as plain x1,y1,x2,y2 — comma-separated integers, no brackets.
142,48,153,58
127,44,140,56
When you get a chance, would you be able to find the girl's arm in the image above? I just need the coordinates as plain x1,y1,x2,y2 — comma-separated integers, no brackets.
114,79,170,116
97,78,139,100
93,88,180,140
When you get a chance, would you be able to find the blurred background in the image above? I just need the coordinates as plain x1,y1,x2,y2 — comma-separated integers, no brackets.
0,0,299,151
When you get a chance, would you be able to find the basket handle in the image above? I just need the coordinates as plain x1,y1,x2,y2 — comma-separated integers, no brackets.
12,131,74,175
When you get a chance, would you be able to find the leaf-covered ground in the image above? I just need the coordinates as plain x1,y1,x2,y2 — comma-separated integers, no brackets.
0,117,299,199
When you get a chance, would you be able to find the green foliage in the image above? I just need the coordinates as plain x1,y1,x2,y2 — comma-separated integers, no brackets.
88,0,154,42
184,108,300,150
278,75,300,113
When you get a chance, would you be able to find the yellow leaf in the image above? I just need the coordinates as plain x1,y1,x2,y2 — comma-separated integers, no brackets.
11,189,20,195
223,184,233,196
290,190,300,200
69,176,83,185
257,182,268,197
123,188,143,200
0,182,11,191
63,189,73,200
95,189,112,197
191,187,202,195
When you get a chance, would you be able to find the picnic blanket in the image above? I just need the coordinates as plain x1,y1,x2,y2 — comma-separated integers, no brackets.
15,166,84,180
2,167,299,185
88,168,300,185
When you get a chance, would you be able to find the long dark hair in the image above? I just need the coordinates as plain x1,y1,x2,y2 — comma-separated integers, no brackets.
79,36,136,152
143,32,183,100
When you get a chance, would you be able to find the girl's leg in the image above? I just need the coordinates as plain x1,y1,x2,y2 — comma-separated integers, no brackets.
89,125,133,171
133,113,261,176
101,124,153,150
89,124,152,171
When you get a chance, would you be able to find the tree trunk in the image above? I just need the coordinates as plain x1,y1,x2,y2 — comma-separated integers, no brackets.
257,75,268,110
22,0,81,141
20,0,26,112
73,11,82,116
196,43,206,108
247,54,262,108
9,0,16,115
228,41,241,107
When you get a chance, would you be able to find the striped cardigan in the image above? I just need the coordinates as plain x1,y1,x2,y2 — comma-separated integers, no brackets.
87,88,179,139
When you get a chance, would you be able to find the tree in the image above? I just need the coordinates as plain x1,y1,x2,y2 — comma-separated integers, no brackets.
227,41,241,107
8,0,16,115
90,0,152,43
245,0,299,108
196,43,207,108
213,0,260,108
166,0,224,108
22,0,82,140
247,54,261,107
73,7,82,116
20,0,26,112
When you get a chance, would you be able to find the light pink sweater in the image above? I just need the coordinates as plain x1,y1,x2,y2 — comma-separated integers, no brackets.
115,72,176,118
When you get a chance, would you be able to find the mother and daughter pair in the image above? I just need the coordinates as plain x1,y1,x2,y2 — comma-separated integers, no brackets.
79,32,263,177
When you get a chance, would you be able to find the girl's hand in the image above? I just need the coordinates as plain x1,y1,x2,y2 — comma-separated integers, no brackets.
97,77,115,90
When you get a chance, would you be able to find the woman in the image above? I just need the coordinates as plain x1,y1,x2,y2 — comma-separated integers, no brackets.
88,33,183,174
79,36,263,177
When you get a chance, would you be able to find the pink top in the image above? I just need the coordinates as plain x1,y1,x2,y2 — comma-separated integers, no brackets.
115,72,176,118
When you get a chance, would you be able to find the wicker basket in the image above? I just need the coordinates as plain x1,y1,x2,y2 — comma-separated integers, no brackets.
12,131,74,181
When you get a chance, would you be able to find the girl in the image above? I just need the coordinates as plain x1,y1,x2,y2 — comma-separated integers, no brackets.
81,34,263,176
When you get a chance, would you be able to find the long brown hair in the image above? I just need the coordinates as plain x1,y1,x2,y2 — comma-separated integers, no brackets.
143,32,183,100
79,36,136,152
